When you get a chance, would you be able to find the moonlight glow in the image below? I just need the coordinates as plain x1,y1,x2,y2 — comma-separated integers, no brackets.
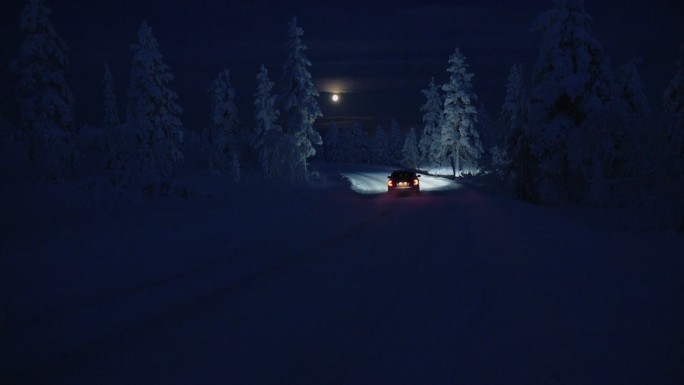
331,94,340,102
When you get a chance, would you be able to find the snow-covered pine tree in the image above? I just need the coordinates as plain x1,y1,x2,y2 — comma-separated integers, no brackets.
11,0,75,180
205,69,240,182
402,127,420,169
282,17,323,181
388,118,403,163
122,21,184,184
616,58,651,124
253,65,283,176
419,77,442,167
102,62,120,129
528,0,618,202
441,48,482,176
372,124,389,165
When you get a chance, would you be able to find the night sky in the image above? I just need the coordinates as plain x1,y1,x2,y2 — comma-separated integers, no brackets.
1,0,682,132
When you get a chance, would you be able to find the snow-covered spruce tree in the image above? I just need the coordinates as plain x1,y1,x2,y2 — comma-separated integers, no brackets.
102,62,120,129
282,17,322,181
528,0,619,202
323,122,340,163
204,69,240,182
372,124,390,165
402,127,420,169
499,63,538,201
419,77,443,167
253,65,284,176
11,0,75,180
388,118,403,163
119,21,184,185
440,48,482,176
611,58,651,193
615,58,651,125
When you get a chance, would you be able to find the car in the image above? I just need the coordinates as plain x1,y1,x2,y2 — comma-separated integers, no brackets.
387,170,420,195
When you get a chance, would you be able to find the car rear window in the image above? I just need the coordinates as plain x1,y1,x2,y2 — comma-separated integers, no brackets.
392,172,415,179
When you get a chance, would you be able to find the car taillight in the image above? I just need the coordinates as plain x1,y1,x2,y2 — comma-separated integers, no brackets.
413,179,419,186
388,180,393,187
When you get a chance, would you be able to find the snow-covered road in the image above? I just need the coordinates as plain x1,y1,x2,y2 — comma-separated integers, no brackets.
2,165,683,384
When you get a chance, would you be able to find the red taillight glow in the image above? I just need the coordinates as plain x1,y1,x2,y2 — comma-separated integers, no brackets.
413,179,419,186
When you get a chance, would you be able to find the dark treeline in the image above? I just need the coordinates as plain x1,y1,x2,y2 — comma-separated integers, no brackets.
1,0,682,229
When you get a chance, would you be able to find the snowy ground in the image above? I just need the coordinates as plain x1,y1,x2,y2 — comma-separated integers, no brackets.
1,164,683,384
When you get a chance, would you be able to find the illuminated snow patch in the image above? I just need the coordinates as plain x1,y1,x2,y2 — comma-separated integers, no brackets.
422,166,480,177
419,175,462,192
341,170,461,195
341,172,389,194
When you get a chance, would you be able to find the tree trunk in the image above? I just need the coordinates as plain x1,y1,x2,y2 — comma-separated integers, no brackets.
455,146,461,176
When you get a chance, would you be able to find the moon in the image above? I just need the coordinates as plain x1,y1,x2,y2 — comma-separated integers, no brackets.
331,94,340,102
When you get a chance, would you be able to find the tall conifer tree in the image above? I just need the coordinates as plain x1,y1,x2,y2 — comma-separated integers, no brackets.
12,0,75,179
528,0,618,201
123,21,184,182
441,48,482,175
253,65,283,176
282,17,322,180
419,77,443,166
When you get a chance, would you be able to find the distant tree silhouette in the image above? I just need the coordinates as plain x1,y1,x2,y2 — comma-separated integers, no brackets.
102,62,120,129
388,118,403,163
402,127,420,169
372,124,389,165
419,77,442,167
323,122,340,163
499,63,537,202
205,69,240,182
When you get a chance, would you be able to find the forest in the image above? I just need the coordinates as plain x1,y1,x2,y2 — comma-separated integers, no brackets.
1,0,682,230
